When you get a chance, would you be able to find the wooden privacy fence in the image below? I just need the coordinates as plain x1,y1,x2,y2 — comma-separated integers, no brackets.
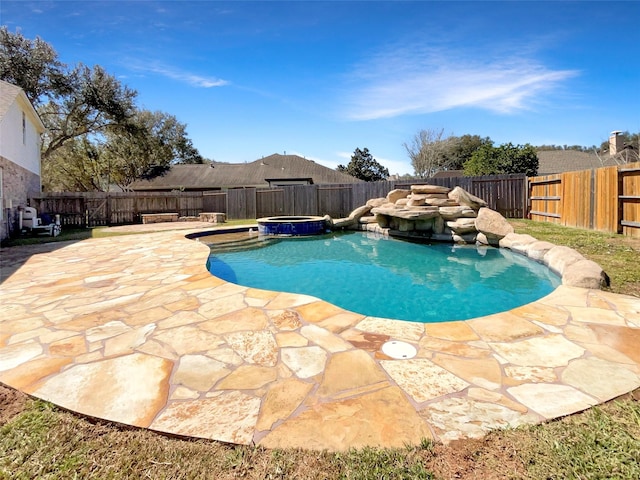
410,174,527,219
29,191,204,227
30,173,527,227
28,167,640,236
528,162,640,238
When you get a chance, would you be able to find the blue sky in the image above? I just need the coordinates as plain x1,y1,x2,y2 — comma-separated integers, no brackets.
3,1,639,175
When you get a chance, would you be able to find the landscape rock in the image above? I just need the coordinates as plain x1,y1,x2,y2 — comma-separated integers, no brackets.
475,208,514,240
478,232,500,247
407,196,426,207
433,216,445,234
476,232,489,245
447,218,477,234
408,206,440,213
562,259,610,289
397,219,414,232
422,193,449,199
366,197,387,208
411,185,451,195
330,206,371,230
452,233,477,244
525,241,556,261
448,187,488,210
425,198,459,207
371,207,439,221
374,214,390,228
332,217,356,229
543,246,585,275
386,189,410,204
370,206,399,217
499,233,537,254
415,219,435,231
349,205,372,220
439,206,477,220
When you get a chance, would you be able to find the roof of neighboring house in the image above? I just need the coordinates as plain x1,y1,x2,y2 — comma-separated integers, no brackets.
431,170,465,178
0,80,45,132
536,150,637,175
536,150,604,175
129,153,362,190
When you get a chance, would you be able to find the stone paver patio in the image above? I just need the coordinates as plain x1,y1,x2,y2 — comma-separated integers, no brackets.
1,224,639,450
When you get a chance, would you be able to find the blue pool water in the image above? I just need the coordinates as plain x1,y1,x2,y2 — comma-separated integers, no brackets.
206,231,561,323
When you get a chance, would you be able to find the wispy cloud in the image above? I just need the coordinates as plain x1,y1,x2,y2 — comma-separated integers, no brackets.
127,61,228,88
147,64,228,88
343,44,579,120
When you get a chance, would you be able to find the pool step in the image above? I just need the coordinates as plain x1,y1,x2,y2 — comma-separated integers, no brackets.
208,236,274,253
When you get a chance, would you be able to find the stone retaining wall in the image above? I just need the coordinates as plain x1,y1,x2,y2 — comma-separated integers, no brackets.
199,212,226,224
141,213,179,224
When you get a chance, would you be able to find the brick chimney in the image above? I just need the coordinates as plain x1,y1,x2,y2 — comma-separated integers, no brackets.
609,131,623,156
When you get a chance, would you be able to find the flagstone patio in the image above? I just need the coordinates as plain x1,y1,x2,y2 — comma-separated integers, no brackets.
1,224,639,450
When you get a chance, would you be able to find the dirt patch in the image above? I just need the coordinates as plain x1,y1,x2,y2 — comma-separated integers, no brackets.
0,383,29,426
420,436,527,479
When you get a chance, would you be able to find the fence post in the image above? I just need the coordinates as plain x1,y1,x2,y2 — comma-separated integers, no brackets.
617,168,624,234
589,169,596,230
522,177,531,220
106,193,111,226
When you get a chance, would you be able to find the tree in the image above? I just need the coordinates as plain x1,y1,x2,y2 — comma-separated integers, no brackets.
1,28,138,162
463,142,538,177
43,137,106,191
99,110,203,189
444,134,493,170
403,128,457,178
43,110,203,191
337,147,389,182
0,26,66,105
38,64,138,162
2,28,204,190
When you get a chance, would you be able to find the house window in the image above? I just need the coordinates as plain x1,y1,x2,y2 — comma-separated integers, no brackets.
22,111,26,145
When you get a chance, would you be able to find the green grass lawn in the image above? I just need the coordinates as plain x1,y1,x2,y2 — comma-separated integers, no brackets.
510,219,640,297
1,219,639,479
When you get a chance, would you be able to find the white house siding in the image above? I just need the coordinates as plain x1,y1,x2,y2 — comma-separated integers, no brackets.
0,81,45,241
0,99,42,175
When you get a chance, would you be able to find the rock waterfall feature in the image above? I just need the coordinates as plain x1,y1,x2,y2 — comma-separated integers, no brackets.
328,184,609,290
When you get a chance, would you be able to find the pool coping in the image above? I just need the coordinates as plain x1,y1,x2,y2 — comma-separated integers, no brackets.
1,223,639,450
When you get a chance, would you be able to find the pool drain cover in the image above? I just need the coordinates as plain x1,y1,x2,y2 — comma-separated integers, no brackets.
381,340,417,360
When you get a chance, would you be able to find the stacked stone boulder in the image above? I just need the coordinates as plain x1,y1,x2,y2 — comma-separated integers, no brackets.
362,184,514,245
499,234,610,289
332,184,609,290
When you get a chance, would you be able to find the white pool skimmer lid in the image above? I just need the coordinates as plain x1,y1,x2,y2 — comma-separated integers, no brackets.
381,340,417,359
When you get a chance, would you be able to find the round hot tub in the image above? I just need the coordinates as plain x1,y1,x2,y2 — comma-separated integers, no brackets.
257,216,328,236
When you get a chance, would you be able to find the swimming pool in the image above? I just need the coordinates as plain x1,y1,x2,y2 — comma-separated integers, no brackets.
206,231,561,323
